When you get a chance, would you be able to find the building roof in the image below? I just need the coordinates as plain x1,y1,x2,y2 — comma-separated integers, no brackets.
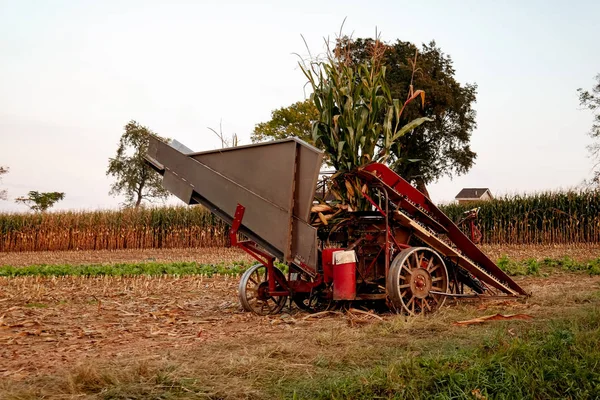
454,188,492,200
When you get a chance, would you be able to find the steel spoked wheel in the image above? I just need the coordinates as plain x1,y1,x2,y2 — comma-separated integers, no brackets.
238,264,288,315
387,247,449,315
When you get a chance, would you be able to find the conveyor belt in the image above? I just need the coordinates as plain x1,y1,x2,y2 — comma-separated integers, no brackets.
359,163,527,296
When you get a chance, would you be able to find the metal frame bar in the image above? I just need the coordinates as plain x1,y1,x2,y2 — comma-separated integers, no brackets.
229,203,323,297
229,204,289,296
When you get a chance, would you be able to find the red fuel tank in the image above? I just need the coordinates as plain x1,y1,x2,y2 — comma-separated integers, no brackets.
332,250,357,300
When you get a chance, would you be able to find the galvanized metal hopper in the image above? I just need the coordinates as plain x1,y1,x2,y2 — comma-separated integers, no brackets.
144,136,324,271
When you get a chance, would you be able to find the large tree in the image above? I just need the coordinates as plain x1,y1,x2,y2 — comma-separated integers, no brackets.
0,166,8,200
252,39,478,193
15,191,65,212
578,74,600,183
107,120,170,208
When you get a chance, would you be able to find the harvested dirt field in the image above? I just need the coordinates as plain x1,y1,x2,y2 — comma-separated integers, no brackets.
1,269,600,398
0,274,261,376
2,245,600,398
480,243,600,262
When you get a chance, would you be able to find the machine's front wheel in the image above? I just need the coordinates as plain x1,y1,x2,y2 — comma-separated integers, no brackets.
387,247,449,315
238,264,288,315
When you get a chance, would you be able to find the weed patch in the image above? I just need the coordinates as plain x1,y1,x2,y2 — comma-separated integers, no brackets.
0,260,254,278
498,255,600,276
3,255,597,279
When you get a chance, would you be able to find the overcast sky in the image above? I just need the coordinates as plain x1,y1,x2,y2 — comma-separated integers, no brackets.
1,0,599,212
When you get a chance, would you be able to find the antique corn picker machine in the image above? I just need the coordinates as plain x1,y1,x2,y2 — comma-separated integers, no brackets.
145,137,527,316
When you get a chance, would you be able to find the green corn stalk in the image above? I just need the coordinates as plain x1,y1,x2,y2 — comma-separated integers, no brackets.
299,36,432,212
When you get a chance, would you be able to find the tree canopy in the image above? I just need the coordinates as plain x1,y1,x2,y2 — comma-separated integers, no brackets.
0,166,8,201
252,100,318,143
15,191,65,212
578,74,600,183
107,120,170,208
252,38,478,191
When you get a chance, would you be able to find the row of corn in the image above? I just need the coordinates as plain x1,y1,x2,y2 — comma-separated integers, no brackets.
441,190,600,245
2,189,599,252
0,206,229,252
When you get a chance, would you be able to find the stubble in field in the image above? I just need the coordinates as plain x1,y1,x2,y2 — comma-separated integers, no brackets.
1,269,600,399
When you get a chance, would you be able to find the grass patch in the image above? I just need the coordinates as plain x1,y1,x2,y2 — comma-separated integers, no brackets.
497,255,600,276
0,260,254,278
1,256,595,279
277,307,600,399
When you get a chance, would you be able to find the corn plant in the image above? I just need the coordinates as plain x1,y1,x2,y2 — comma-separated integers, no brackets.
300,36,431,213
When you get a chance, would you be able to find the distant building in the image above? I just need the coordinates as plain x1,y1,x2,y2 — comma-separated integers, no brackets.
454,188,493,205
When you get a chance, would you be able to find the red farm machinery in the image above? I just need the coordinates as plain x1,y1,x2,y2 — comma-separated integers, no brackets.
145,137,527,316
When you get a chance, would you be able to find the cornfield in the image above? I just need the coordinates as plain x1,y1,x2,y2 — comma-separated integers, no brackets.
0,206,229,252
441,190,600,245
2,190,600,252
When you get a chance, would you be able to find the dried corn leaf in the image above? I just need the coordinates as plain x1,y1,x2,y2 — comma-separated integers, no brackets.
453,313,533,326
311,204,333,213
344,180,355,198
318,212,329,226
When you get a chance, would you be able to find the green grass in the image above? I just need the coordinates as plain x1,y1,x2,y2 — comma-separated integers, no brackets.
0,256,595,279
276,307,600,399
0,260,254,278
497,255,600,276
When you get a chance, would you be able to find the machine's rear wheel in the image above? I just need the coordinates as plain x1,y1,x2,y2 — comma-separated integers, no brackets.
387,247,449,315
290,272,333,312
292,288,334,313
238,264,288,315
